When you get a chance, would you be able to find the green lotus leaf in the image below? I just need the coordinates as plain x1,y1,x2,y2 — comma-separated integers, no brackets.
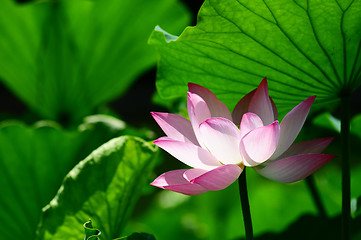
150,0,361,117
37,136,159,240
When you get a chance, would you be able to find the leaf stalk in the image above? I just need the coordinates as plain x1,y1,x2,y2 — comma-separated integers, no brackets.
238,168,253,240
341,94,350,240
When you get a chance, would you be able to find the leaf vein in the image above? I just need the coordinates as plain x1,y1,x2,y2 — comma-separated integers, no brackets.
209,1,337,90
234,0,276,24
263,0,338,89
184,39,330,92
339,0,356,89
179,41,327,95
306,0,342,86
291,0,307,11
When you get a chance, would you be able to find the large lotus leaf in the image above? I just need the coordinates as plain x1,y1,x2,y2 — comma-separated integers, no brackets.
0,116,125,240
0,0,190,122
150,0,361,117
36,136,159,240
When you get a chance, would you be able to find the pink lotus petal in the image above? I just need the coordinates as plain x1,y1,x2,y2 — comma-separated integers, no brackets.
183,168,209,181
188,165,243,191
199,117,243,165
232,90,255,126
154,137,221,170
278,137,334,159
248,78,275,125
270,97,278,121
188,83,232,120
187,92,211,147
240,112,264,139
151,112,199,145
232,88,277,126
271,96,316,160
187,92,211,125
240,121,280,166
254,154,335,183
151,169,208,195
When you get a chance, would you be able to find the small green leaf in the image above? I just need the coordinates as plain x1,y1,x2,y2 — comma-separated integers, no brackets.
151,0,361,117
83,220,155,240
84,220,101,240
37,136,159,240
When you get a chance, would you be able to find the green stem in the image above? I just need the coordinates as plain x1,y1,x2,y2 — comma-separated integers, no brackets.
341,94,350,240
238,168,253,240
305,175,327,218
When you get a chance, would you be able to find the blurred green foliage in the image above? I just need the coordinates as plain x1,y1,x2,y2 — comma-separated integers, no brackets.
0,0,190,124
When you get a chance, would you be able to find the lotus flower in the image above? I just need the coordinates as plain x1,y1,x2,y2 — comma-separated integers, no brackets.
151,78,334,195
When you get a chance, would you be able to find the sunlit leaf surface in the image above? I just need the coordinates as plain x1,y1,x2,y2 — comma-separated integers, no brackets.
37,136,159,240
150,0,361,117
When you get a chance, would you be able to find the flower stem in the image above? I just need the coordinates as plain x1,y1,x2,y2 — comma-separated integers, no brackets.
305,175,327,219
238,168,253,240
341,94,351,240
